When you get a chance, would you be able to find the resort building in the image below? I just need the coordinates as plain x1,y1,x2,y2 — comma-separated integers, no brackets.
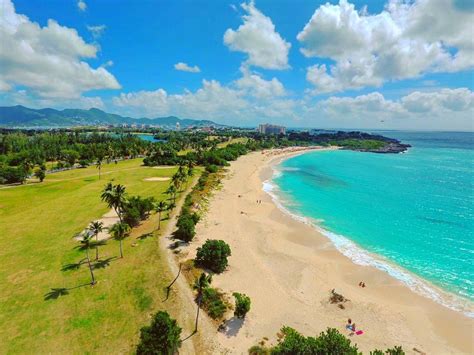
258,123,286,135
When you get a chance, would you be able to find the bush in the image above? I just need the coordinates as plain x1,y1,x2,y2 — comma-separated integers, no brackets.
123,196,155,226
136,311,182,355
252,326,404,355
174,214,196,242
233,292,251,318
0,166,28,184
195,239,231,273
205,164,218,173
201,287,227,319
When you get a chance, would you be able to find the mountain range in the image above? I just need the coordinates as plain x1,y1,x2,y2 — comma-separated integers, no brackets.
0,105,222,128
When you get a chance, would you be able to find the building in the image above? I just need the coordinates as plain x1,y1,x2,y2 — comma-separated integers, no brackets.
258,123,286,135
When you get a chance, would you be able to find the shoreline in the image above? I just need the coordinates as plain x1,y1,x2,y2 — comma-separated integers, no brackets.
190,147,473,354
263,150,474,319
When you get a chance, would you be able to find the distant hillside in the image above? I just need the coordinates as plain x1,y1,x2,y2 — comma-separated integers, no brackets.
0,105,223,128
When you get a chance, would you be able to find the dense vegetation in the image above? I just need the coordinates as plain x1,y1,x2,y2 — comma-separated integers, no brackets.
0,130,151,183
233,292,251,318
0,128,409,184
136,311,182,355
249,327,405,355
195,239,232,273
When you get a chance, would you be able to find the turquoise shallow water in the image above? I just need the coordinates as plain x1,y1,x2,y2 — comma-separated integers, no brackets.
269,132,474,314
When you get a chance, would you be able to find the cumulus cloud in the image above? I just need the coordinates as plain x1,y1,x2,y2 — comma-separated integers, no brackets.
298,0,474,93
318,88,474,118
77,0,87,11
235,67,286,98
174,62,201,73
224,1,291,69
0,0,120,99
112,80,248,119
87,24,106,39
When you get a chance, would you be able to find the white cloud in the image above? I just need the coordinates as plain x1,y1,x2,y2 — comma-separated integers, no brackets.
223,1,291,70
0,0,120,99
112,80,248,120
298,0,474,93
174,62,201,73
87,24,106,39
235,67,285,98
77,0,87,12
318,88,474,119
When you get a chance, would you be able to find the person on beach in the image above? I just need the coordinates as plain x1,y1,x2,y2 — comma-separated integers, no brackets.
346,319,352,330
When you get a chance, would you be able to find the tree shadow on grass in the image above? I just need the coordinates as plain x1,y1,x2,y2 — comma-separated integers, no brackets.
61,258,87,271
137,232,153,240
93,256,117,270
43,283,90,301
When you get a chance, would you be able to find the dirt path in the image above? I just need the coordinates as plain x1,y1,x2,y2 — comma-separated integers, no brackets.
158,174,221,354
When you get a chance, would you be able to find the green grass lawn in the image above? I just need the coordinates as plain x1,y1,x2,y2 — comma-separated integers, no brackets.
0,159,187,353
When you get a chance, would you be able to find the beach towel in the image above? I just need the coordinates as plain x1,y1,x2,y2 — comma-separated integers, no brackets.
356,330,364,335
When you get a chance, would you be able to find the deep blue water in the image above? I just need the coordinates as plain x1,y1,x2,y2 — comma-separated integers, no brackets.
270,131,474,314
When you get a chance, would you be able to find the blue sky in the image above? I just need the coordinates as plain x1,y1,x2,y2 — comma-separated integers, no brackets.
1,0,473,130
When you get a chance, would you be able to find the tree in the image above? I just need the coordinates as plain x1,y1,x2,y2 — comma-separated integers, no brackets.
193,272,212,333
136,311,182,355
109,222,131,258
233,292,251,319
195,239,231,273
88,221,104,261
155,200,168,230
166,184,177,203
101,183,127,223
174,214,196,242
96,158,103,180
34,168,46,182
79,232,96,285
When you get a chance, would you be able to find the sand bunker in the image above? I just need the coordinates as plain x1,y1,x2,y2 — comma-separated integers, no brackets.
151,166,175,169
75,209,119,241
144,177,171,181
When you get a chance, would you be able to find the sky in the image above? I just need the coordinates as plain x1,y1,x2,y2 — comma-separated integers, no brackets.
0,0,473,130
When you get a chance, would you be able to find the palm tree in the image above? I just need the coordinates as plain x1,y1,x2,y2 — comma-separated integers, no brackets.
109,222,131,258
167,201,176,219
155,200,168,230
165,184,177,203
80,232,96,285
193,272,212,333
101,183,127,223
88,221,104,261
96,158,103,180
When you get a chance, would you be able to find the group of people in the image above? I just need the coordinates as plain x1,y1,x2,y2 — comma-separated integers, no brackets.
256,199,262,204
358,281,366,288
346,318,364,336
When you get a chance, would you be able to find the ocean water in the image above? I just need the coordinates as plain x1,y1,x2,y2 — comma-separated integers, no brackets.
268,131,474,315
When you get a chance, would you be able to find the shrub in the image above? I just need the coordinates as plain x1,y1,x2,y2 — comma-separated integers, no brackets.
34,168,46,182
136,311,182,355
123,196,155,226
233,292,251,318
201,287,227,319
174,214,196,242
205,164,218,173
195,239,231,273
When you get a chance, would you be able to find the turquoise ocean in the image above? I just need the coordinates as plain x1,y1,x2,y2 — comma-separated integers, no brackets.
265,131,473,316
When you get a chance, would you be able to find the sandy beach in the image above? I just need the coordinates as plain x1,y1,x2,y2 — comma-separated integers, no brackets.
179,147,473,354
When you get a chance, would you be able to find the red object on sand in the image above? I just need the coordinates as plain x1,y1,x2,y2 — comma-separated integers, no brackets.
356,330,364,335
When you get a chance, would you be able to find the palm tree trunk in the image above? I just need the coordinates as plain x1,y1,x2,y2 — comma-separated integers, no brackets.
158,211,162,229
119,239,123,258
194,293,201,333
86,248,95,285
95,234,99,260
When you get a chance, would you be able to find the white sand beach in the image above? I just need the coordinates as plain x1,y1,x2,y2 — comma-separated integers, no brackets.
178,147,473,354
